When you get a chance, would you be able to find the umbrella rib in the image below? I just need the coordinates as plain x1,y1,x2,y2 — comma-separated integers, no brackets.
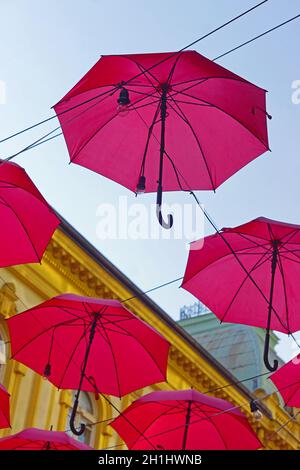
284,383,300,406
125,403,182,449
280,229,299,246
236,232,271,249
173,89,269,150
279,252,300,265
99,315,167,378
10,316,83,359
124,56,160,88
70,90,159,162
172,99,212,107
0,181,57,214
167,96,216,191
57,322,91,389
193,406,229,450
171,76,254,89
0,194,41,263
219,246,274,323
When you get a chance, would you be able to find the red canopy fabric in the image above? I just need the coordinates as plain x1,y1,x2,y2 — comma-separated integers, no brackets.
6,294,170,397
0,428,92,450
182,217,300,334
0,160,60,267
0,383,10,429
270,354,300,407
111,389,261,450
54,50,269,193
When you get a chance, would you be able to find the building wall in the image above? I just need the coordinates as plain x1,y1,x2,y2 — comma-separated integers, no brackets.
0,227,299,450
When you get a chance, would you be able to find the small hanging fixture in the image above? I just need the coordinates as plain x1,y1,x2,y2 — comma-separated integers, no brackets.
136,175,146,194
117,87,130,115
250,400,263,421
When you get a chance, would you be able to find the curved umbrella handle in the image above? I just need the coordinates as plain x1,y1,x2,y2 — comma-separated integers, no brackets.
156,185,173,229
263,330,278,372
69,397,85,436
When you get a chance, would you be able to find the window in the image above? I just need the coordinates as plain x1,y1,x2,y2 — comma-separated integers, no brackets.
66,392,94,446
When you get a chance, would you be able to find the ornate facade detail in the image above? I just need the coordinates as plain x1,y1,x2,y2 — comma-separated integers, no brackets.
0,282,18,318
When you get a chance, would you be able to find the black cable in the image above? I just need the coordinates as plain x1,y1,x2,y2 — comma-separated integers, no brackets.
0,0,268,145
120,276,184,303
214,13,300,60
3,7,299,165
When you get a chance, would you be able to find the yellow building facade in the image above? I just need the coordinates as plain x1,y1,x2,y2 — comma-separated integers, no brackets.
0,219,299,450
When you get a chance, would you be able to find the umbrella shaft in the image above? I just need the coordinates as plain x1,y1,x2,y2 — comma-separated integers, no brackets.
158,87,168,189
267,243,279,332
182,400,192,450
76,313,99,397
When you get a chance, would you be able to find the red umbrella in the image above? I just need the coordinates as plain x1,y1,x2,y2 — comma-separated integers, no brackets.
0,383,10,429
270,354,300,407
6,294,169,436
182,217,300,372
111,389,261,450
0,160,60,267
0,428,92,450
54,51,269,228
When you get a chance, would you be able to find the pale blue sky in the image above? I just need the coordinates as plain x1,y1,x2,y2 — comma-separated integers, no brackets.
0,0,299,360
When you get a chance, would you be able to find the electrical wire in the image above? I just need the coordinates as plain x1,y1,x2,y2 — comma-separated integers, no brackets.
214,13,300,61
0,0,269,145
2,9,300,165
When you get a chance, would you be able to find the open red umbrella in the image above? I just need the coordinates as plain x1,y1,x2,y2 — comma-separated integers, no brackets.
270,354,300,407
0,383,10,429
182,217,300,372
54,51,269,228
0,428,92,450
0,159,60,266
6,294,169,436
111,389,261,450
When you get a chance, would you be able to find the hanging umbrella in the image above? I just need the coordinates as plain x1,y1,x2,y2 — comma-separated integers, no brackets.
0,428,92,450
111,389,261,450
54,51,270,228
0,159,60,267
182,217,300,372
270,354,300,407
0,383,10,429
6,294,170,436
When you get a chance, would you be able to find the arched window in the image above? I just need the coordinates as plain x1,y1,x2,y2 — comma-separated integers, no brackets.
66,392,94,446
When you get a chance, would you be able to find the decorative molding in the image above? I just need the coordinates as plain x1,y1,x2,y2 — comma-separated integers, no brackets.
0,282,18,318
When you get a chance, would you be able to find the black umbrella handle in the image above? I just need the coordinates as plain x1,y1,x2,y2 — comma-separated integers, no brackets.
156,185,173,229
69,313,99,436
69,396,85,436
263,242,279,372
263,330,278,372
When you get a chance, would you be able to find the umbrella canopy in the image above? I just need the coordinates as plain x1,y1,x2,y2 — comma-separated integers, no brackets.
182,217,300,372
54,51,269,228
0,383,10,429
6,294,169,436
0,159,60,267
111,389,261,450
270,354,300,407
0,428,92,450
